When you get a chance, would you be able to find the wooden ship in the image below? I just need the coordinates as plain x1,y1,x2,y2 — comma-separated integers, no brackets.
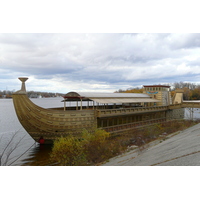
13,77,179,144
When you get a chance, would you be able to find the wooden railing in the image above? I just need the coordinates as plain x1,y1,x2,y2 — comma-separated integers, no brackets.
97,106,168,117
102,118,166,133
182,102,200,108
169,103,182,109
169,102,200,109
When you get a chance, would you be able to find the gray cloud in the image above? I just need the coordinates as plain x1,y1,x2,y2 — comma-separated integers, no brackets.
1,33,200,92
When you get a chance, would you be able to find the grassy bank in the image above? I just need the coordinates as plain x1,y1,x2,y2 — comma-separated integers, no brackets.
50,119,199,166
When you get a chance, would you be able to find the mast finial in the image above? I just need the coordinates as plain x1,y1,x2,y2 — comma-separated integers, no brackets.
18,77,28,92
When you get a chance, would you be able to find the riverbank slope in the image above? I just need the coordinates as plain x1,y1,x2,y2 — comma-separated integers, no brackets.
102,123,200,166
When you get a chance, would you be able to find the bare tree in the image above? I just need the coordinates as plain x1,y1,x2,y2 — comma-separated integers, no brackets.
0,130,36,166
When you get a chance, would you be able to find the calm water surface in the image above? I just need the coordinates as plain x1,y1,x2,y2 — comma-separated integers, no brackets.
0,97,64,166
1,98,200,166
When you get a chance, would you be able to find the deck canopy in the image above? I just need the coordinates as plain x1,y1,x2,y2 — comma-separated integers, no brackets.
63,92,160,104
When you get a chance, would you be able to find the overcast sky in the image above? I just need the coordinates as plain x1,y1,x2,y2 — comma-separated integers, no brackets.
1,33,200,93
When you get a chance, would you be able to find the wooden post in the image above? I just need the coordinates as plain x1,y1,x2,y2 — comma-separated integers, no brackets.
64,100,66,111
80,98,82,110
192,107,194,120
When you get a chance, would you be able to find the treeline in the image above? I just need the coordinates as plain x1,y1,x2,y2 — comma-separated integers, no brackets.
172,82,200,100
0,90,14,98
115,87,143,93
0,90,64,98
115,81,200,100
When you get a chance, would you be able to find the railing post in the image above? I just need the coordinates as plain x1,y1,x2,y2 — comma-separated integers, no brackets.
64,100,66,111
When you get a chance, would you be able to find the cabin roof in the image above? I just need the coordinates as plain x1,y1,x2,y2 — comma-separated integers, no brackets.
64,92,150,99
88,98,159,104
63,92,160,103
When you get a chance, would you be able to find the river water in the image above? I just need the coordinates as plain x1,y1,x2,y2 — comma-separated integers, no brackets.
0,97,64,166
1,98,200,166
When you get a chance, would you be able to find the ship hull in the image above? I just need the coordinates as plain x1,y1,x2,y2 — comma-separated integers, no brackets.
12,93,97,143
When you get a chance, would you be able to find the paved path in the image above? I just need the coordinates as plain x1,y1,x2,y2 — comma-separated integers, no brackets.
102,123,200,166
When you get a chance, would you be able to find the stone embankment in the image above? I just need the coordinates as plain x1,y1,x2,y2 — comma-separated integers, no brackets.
102,123,200,166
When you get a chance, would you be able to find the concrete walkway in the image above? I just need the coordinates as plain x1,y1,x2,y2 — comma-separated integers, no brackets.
102,123,200,166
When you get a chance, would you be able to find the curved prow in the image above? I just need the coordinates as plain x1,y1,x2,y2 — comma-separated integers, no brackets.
12,77,97,143
172,89,184,104
15,77,28,94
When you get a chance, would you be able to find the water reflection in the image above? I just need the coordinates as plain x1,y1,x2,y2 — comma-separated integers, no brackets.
0,122,54,166
0,98,58,166
23,144,54,166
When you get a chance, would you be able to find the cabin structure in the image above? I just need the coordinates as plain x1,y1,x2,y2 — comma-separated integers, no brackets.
62,91,161,130
143,85,172,106
62,91,160,110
